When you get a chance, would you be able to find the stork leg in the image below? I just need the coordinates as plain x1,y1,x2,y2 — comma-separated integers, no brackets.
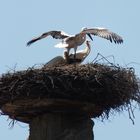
63,51,69,64
64,48,71,64
67,48,70,56
74,47,77,60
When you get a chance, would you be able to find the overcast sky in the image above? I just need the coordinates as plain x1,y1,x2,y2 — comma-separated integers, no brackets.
0,0,140,140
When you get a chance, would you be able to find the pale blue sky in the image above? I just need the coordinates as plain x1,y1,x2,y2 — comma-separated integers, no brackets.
0,0,140,140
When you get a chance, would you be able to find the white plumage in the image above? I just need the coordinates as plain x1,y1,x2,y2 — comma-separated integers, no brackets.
54,42,68,48
27,27,123,58
63,40,91,64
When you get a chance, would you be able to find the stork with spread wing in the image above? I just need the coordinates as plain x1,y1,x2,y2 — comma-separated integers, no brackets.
27,27,123,59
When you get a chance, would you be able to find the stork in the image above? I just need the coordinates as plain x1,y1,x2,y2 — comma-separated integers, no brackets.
64,40,91,64
27,27,123,58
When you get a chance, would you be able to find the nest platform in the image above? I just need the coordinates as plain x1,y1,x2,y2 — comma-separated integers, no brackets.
0,63,139,123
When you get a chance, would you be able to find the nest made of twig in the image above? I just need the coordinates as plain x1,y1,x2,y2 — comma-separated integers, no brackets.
0,63,139,123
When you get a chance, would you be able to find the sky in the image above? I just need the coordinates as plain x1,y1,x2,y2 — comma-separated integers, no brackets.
0,0,140,140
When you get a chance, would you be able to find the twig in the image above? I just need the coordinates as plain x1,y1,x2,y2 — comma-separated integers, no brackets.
9,79,19,92
47,75,55,88
8,118,16,129
128,103,135,125
126,62,140,67
5,63,18,73
92,53,117,67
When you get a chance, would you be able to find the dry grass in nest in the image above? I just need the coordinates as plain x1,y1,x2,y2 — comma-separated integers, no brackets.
0,62,139,123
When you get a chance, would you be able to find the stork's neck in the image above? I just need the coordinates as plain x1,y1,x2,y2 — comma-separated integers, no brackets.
75,33,86,46
84,41,91,55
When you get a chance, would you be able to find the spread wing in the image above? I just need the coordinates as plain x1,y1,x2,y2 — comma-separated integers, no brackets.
82,27,123,44
27,31,70,46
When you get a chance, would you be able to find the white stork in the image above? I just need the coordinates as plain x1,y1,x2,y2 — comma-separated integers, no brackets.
63,40,91,64
27,27,123,58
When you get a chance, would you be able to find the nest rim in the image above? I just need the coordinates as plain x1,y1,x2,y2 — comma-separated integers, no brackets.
0,62,139,123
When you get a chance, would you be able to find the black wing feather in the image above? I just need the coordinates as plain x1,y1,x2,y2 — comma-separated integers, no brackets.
27,31,69,46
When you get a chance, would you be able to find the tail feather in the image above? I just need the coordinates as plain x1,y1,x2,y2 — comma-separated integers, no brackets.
54,42,68,48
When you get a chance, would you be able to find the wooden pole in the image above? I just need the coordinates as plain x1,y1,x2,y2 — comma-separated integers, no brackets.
29,113,94,140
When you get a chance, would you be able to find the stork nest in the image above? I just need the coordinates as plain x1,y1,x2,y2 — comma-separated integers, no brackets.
0,63,140,123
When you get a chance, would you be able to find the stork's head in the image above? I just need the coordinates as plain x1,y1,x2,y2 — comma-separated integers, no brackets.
81,27,88,31
86,40,90,46
81,27,93,41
